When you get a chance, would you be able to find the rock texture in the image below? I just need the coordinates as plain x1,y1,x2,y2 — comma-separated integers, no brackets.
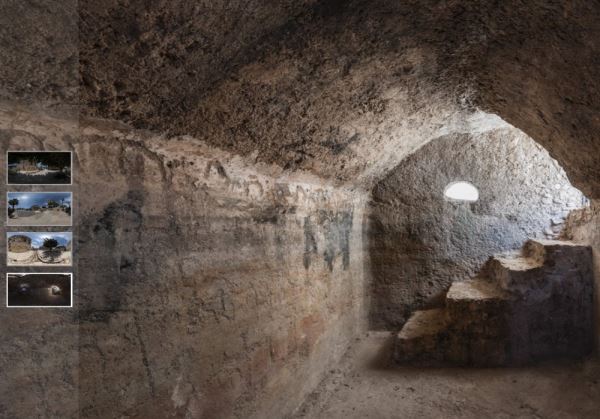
0,1,598,195
470,1,600,199
0,0,78,114
394,239,595,366
76,0,600,197
562,200,600,350
79,0,508,188
79,0,318,121
369,127,585,329
2,1,599,195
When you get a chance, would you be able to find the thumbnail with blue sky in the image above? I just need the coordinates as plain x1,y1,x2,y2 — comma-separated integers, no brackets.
7,232,71,248
7,192,72,208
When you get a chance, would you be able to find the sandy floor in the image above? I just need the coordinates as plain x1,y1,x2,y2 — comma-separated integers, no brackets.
293,333,600,419
7,250,72,266
8,211,71,226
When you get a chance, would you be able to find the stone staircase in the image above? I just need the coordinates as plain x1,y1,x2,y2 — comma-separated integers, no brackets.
394,239,594,366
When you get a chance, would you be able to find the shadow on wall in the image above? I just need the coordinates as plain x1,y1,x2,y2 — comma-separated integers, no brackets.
303,210,353,271
368,126,587,330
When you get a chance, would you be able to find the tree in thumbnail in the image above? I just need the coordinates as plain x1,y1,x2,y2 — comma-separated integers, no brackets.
43,238,58,250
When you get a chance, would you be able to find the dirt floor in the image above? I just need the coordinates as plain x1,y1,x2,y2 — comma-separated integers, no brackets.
7,250,72,266
7,211,71,226
292,333,600,419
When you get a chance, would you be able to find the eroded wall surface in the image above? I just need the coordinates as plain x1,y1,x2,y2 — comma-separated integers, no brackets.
369,127,585,329
0,109,368,419
563,201,600,350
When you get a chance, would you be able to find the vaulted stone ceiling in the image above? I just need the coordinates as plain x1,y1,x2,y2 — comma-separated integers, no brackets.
2,1,599,196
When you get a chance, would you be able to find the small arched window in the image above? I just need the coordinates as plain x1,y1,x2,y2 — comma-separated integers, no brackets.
444,181,479,202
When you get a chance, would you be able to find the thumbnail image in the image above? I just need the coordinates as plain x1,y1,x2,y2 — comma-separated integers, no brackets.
7,192,72,226
7,232,72,266
7,151,72,185
6,273,72,307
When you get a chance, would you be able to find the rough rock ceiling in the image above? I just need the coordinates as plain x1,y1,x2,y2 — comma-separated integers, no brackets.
79,0,508,187
79,0,320,118
470,1,600,200
0,0,77,112
2,1,600,196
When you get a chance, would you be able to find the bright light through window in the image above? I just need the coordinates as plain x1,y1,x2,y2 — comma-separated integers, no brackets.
444,181,479,202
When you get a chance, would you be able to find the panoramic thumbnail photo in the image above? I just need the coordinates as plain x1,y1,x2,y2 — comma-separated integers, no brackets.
7,192,72,226
7,232,72,266
7,151,72,185
6,273,72,307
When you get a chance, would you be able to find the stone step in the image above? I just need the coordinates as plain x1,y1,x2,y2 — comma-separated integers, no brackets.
397,308,449,340
447,279,510,302
446,279,512,320
394,237,594,367
395,304,509,366
523,239,546,263
483,255,544,293
523,238,590,263
394,308,451,365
